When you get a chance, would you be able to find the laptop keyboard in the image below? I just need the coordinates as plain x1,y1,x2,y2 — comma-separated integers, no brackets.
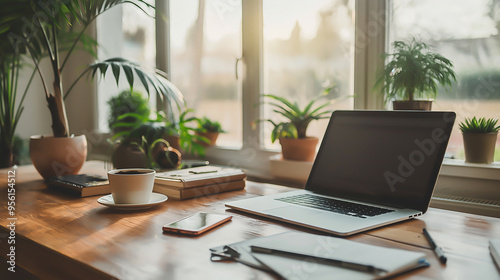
276,194,394,218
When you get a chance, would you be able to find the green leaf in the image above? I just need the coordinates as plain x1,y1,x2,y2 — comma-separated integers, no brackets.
122,64,134,89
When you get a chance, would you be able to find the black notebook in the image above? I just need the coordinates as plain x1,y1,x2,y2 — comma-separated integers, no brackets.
46,174,110,197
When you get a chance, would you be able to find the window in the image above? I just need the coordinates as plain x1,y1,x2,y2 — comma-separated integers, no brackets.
262,0,355,149
388,0,500,161
169,0,243,147
97,0,357,171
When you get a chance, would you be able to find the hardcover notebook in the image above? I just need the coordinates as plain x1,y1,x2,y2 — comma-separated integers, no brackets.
154,166,247,200
155,166,246,188
226,110,456,236
46,174,110,197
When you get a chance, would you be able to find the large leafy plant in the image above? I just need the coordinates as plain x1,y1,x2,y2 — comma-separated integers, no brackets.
0,12,36,167
261,87,340,143
0,0,184,139
0,50,31,167
376,38,456,103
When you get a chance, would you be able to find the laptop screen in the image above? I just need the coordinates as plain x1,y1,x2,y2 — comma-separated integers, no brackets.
306,110,455,212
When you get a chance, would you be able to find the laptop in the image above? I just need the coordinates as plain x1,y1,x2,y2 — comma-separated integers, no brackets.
226,110,456,236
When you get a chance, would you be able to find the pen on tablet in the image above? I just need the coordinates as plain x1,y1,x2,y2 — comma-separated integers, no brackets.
250,245,388,276
423,228,447,264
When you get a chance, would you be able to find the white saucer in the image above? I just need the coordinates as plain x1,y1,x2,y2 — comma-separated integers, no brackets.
97,193,168,210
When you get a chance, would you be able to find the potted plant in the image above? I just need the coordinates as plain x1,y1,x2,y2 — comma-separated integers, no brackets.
0,10,36,168
459,117,499,164
261,87,339,162
111,113,182,170
1,1,184,178
165,109,208,157
0,47,28,168
107,90,151,133
196,117,225,147
376,38,456,110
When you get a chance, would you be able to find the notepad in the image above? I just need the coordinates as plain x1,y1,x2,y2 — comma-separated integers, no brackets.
490,239,500,267
211,231,428,280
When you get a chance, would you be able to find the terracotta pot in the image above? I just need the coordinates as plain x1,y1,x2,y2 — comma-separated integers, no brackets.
196,131,219,147
393,100,433,111
462,132,498,164
165,135,181,151
29,135,87,178
279,137,319,162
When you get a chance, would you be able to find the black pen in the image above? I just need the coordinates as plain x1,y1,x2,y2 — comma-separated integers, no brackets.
423,228,447,264
250,245,388,276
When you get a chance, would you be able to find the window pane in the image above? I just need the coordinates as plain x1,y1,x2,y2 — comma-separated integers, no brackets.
170,0,242,148
97,2,156,132
389,0,500,161
263,0,355,149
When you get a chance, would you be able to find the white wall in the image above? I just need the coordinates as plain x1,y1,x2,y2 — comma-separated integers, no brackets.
16,61,53,138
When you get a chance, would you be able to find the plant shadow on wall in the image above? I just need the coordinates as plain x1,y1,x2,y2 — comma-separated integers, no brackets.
375,37,456,111
257,86,350,162
0,0,184,177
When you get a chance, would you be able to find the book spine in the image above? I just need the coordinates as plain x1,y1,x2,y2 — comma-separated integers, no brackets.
155,173,247,189
153,180,245,200
46,180,84,196
180,181,245,200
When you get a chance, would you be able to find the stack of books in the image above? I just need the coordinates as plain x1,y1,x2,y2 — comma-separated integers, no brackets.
154,166,246,200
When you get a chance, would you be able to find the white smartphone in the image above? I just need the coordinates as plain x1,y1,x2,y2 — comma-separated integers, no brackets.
162,212,232,235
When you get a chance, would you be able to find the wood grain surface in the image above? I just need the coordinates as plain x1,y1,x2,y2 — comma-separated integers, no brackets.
0,161,499,280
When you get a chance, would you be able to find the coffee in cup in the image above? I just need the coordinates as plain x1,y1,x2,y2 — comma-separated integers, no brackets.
107,168,156,204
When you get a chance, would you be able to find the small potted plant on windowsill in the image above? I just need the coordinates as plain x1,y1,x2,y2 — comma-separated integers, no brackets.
164,109,209,157
375,37,456,110
260,87,341,162
459,117,499,164
196,117,225,147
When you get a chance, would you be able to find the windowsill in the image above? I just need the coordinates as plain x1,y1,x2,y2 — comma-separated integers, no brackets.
440,159,500,180
263,156,500,183
258,155,500,217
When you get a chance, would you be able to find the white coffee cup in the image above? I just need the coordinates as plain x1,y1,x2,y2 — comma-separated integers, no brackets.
107,169,156,204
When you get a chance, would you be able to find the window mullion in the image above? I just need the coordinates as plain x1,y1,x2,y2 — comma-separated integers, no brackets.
354,0,386,109
242,0,264,150
155,0,170,112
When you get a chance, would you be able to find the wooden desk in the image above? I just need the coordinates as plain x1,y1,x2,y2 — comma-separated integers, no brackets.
1,161,499,279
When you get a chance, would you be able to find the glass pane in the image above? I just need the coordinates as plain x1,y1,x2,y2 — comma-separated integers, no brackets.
97,1,156,132
389,0,500,161
263,0,355,149
170,0,242,148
